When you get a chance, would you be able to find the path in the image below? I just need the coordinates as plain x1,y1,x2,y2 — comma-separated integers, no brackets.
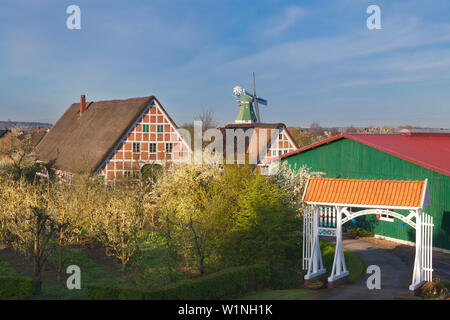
314,239,411,300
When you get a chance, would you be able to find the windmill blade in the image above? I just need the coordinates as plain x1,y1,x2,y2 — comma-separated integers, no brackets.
256,97,267,105
252,72,261,122
242,90,267,105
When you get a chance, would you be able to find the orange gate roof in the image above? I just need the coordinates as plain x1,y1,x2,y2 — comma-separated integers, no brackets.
303,177,430,209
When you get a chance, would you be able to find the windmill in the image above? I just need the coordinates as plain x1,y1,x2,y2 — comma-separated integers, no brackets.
233,72,267,124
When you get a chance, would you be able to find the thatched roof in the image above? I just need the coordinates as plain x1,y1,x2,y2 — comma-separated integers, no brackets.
34,96,155,174
31,129,47,147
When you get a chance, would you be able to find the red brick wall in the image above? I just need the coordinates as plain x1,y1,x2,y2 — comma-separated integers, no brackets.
260,128,297,166
99,101,190,181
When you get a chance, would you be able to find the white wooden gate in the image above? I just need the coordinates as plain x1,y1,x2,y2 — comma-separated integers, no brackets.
303,205,434,290
410,212,434,290
302,206,313,270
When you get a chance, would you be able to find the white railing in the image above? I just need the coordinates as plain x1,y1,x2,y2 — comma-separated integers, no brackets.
319,206,336,228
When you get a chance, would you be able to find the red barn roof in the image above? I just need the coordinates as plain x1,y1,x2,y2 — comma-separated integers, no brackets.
280,132,450,177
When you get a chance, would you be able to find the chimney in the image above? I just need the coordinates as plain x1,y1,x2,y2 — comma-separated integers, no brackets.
80,95,86,115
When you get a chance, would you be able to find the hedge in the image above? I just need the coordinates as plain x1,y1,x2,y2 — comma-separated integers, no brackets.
86,262,269,300
0,277,35,300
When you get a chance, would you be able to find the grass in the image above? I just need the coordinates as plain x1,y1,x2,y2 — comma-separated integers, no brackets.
40,245,115,299
1,233,176,299
39,238,173,299
321,241,366,283
241,289,311,300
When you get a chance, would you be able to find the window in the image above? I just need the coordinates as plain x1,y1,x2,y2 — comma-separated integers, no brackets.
149,143,156,153
133,142,141,153
279,133,283,140
143,124,149,133
157,125,164,133
278,150,283,156
166,143,173,153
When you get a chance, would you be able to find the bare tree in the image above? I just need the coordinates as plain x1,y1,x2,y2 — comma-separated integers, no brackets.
93,182,147,274
0,178,56,293
309,122,324,136
49,182,84,282
196,108,216,132
0,127,35,176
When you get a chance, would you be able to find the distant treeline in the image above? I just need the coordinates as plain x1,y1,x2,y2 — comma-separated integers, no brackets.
0,121,52,129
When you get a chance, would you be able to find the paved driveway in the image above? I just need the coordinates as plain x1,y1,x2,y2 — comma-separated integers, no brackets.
315,239,412,300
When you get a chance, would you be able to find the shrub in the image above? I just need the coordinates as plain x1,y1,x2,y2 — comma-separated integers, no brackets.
221,174,301,289
348,228,374,238
85,262,269,300
441,280,450,290
420,278,448,299
0,277,35,299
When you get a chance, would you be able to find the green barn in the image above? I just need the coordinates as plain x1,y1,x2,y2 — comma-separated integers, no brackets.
280,132,450,251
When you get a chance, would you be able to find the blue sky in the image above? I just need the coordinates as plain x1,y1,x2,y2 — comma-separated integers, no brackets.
1,0,450,128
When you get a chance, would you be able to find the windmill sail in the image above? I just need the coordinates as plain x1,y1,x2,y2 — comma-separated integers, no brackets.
233,73,268,124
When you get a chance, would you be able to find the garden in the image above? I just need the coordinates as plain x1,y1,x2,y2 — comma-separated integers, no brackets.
0,130,369,300
0,148,326,300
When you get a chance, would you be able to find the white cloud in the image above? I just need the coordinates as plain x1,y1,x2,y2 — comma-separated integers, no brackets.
264,6,306,36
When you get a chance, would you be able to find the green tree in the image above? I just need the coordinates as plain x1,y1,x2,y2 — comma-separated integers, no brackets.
223,174,301,288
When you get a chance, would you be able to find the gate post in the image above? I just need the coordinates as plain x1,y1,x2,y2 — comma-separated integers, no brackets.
304,205,326,280
410,209,424,291
328,206,349,284
410,210,434,291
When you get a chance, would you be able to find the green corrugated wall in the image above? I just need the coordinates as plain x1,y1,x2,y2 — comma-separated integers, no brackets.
283,138,450,250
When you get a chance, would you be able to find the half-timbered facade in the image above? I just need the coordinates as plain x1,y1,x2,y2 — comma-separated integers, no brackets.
97,99,191,181
34,95,191,182
220,123,298,173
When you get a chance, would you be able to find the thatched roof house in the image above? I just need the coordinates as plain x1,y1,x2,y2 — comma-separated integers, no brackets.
34,95,191,181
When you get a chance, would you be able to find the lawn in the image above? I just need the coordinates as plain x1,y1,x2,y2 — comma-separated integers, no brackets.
41,245,117,299
321,240,366,283
241,288,311,300
240,289,311,300
41,241,173,299
0,236,174,300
